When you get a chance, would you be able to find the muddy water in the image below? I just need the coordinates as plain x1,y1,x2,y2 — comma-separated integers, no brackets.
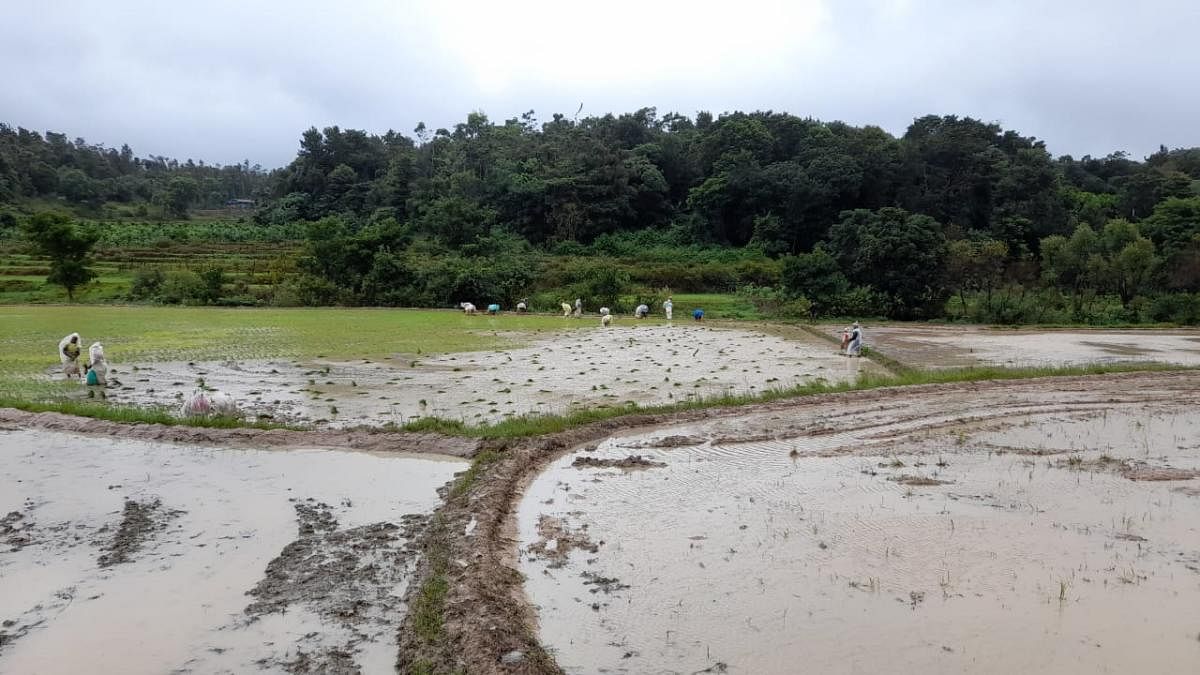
518,379,1200,674
85,325,860,427
0,430,464,674
850,324,1200,369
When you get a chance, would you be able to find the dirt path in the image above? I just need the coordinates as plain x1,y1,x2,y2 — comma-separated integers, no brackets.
395,369,1200,674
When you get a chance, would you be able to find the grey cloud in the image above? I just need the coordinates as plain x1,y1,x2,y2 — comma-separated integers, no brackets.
2,0,1197,168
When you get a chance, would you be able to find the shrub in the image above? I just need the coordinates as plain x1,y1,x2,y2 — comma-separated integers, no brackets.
1149,293,1200,325
159,270,205,304
129,267,165,299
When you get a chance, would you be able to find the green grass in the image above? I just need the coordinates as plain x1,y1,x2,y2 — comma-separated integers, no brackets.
671,293,764,320
449,450,503,499
404,361,1190,439
0,395,301,429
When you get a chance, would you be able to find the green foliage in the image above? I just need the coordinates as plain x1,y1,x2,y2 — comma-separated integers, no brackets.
780,248,848,313
0,124,266,216
20,211,98,300
129,267,165,299
1141,196,1200,251
569,264,632,310
160,270,205,304
826,207,949,319
8,111,1200,323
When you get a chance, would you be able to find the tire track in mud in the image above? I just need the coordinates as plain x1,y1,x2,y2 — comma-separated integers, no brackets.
395,370,1200,674
0,408,480,457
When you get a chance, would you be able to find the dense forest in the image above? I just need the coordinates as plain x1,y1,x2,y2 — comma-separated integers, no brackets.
0,124,269,218
4,109,1200,323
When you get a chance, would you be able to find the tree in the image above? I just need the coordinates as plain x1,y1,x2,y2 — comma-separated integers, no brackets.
1098,219,1158,306
779,248,848,313
945,239,1008,316
21,212,98,301
826,208,949,319
156,176,200,218
1141,196,1200,251
1040,224,1098,312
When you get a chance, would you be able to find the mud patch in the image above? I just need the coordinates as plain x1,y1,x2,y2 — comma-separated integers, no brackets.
1,510,35,552
571,454,666,470
1053,455,1200,482
526,515,599,567
888,474,952,486
619,434,707,449
0,429,463,674
1122,466,1200,482
244,500,430,673
97,498,182,567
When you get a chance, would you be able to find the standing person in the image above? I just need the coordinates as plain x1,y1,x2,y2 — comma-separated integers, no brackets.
574,298,582,318
663,296,673,320
840,326,851,353
846,322,864,357
58,333,82,379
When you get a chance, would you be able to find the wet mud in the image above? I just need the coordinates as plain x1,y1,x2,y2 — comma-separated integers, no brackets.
390,369,1199,674
845,324,1200,369
97,498,183,567
516,370,1200,674
38,324,862,428
242,501,431,674
0,429,464,674
570,454,666,470
0,406,480,457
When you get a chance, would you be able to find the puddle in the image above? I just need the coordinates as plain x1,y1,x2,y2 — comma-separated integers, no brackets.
518,377,1200,673
64,325,862,428
0,430,464,674
850,325,1200,369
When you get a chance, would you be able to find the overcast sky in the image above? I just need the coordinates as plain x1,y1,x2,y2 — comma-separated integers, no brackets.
3,0,1198,169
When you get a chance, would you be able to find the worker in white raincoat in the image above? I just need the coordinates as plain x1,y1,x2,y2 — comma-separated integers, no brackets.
846,322,864,357
59,333,82,378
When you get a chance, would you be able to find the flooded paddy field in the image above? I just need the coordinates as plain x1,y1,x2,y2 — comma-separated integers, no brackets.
846,324,1200,369
517,372,1200,674
88,325,861,428
0,429,464,674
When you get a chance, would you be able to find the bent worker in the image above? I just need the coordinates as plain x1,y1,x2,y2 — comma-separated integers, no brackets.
846,322,864,357
59,333,82,379
692,308,705,322
663,296,673,320
635,303,649,319
487,303,500,315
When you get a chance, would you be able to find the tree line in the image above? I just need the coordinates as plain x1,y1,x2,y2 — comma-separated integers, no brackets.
9,109,1200,322
0,124,270,217
256,109,1199,321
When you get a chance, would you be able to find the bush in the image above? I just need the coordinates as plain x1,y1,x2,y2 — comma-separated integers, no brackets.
159,270,205,304
1149,293,1200,325
569,264,633,311
828,286,890,319
198,267,226,304
129,267,165,299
